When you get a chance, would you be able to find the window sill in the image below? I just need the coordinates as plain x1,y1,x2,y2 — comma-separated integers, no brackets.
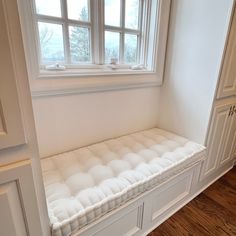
38,67,154,79
30,68,163,97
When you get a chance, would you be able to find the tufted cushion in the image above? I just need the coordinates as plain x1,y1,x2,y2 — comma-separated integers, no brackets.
41,128,205,236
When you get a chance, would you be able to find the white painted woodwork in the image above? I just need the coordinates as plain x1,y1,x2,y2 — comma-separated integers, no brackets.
93,205,143,236
0,160,43,236
0,181,27,236
73,162,202,236
229,107,236,160
17,0,171,97
0,0,51,235
217,6,236,99
0,102,6,134
0,0,25,150
197,157,234,200
151,170,192,222
0,0,233,235
219,103,236,165
201,100,236,179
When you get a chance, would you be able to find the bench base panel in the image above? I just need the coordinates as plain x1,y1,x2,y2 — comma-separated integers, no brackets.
72,161,202,236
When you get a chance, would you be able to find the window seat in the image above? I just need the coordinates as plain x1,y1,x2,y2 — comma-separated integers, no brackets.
41,128,205,236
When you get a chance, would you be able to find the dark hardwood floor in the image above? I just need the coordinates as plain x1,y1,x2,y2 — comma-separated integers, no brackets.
149,166,236,236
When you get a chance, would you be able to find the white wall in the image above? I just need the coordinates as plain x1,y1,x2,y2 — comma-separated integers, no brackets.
33,87,160,157
158,0,234,144
32,0,234,157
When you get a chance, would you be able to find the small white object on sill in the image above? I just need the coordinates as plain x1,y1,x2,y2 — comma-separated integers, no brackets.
130,64,146,70
45,63,66,71
106,58,146,71
107,57,119,70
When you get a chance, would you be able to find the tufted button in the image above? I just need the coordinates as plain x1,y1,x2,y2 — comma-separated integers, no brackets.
46,183,71,202
99,151,120,163
80,157,103,171
107,159,131,175
65,172,95,194
122,153,145,167
88,165,114,184
137,149,158,161
150,144,170,155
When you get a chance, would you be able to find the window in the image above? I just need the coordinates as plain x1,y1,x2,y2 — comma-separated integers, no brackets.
34,0,144,68
104,0,141,65
35,0,92,65
18,0,170,95
31,0,165,69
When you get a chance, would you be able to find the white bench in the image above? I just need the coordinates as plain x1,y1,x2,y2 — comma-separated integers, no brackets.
41,128,205,236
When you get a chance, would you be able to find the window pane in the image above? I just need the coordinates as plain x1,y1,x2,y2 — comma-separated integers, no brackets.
125,0,139,29
67,0,89,21
35,0,61,17
38,22,65,64
105,31,120,63
124,34,137,64
105,0,120,27
69,26,91,63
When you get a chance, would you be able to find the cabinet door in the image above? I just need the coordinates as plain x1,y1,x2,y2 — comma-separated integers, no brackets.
217,8,236,99
230,109,236,160
0,0,25,150
219,102,236,165
0,160,44,236
0,182,28,236
201,103,234,178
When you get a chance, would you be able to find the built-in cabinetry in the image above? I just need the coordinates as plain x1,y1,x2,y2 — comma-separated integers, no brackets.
75,162,202,236
0,0,25,150
0,0,236,235
201,100,236,179
201,5,236,181
0,161,43,236
0,0,47,235
217,6,236,99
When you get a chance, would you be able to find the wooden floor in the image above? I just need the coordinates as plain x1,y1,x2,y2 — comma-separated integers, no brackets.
149,166,236,236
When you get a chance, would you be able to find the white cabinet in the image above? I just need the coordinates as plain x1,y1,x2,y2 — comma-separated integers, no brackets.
0,182,28,236
219,105,236,165
217,7,236,99
0,160,43,236
0,0,25,150
201,100,236,179
231,112,236,159
0,0,49,235
76,162,202,236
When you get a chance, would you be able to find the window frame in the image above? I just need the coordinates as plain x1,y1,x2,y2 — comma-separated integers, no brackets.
34,0,93,65
34,0,144,67
103,0,143,65
17,0,171,97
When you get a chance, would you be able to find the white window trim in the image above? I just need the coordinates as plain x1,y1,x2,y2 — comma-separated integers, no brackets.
17,0,171,97
36,9,93,65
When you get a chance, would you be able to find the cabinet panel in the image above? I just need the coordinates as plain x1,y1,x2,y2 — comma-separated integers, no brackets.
219,105,236,165
202,103,234,178
151,169,192,222
217,7,236,99
0,0,25,150
93,205,143,236
0,181,27,236
231,112,236,159
0,160,44,236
